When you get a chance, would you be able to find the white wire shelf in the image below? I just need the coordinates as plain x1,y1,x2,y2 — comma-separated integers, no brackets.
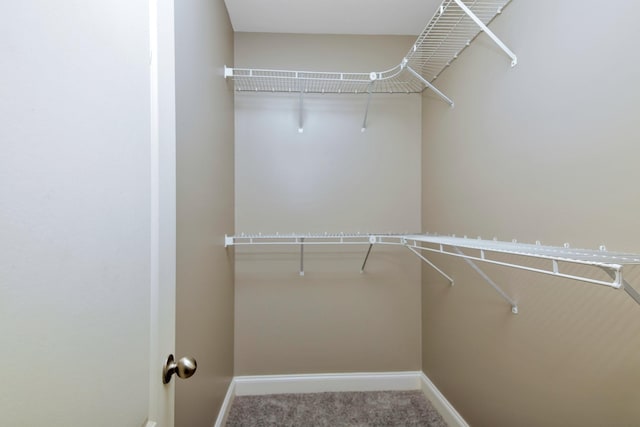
225,233,406,247
225,0,514,96
401,235,640,288
226,233,640,309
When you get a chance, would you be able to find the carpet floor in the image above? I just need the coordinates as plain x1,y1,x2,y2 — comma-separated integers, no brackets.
225,390,448,426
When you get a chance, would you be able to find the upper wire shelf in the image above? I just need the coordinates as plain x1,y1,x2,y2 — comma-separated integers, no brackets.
225,0,515,95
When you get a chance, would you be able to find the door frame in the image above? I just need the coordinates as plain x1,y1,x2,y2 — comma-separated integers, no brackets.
148,0,177,425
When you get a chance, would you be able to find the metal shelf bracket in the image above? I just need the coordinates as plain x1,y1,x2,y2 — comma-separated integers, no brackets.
601,267,640,305
299,237,305,276
453,0,518,67
360,236,379,273
454,247,518,314
361,78,376,132
298,90,304,133
406,244,455,285
405,65,454,107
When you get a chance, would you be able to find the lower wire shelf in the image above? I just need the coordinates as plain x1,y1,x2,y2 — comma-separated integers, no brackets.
226,233,640,310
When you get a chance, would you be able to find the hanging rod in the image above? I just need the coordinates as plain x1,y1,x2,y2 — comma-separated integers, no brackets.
224,0,516,96
226,233,640,309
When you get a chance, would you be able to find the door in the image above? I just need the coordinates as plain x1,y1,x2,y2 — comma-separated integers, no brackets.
1,1,176,426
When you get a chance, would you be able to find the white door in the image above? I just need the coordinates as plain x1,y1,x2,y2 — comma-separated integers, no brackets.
1,1,176,426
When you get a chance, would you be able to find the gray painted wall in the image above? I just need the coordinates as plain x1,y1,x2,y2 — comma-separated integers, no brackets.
175,0,235,425
234,33,423,375
421,1,640,426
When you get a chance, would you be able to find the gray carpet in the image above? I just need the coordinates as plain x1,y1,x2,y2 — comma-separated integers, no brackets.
225,390,448,426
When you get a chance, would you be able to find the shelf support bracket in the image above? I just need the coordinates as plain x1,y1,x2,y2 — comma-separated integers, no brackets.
361,244,374,273
622,280,640,305
361,81,374,132
453,0,518,67
406,246,455,285
298,90,304,133
600,267,640,305
453,247,518,314
299,237,305,276
360,236,378,273
405,66,454,107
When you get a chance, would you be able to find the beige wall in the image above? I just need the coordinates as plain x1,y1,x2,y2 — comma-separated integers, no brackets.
421,1,640,426
234,33,422,375
175,0,235,425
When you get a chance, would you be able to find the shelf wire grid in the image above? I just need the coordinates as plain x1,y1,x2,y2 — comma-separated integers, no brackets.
227,233,640,291
403,235,640,267
227,0,512,94
406,0,512,82
226,233,640,267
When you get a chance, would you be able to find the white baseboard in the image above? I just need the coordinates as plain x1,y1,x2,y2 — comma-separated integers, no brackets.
234,371,423,396
214,371,468,427
212,378,236,427
420,372,469,427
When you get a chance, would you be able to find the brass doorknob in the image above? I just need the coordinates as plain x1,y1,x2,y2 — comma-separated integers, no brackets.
163,354,197,384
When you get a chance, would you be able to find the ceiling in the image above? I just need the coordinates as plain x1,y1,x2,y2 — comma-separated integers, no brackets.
223,0,443,36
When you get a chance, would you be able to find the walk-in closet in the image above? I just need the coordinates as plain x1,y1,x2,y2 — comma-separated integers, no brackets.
4,1,640,426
